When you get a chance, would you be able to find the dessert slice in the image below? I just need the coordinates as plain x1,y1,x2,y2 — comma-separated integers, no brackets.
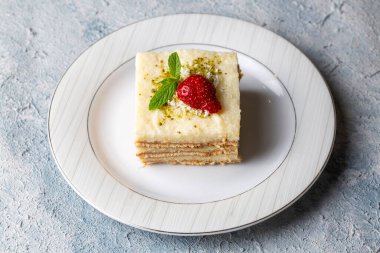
135,49,241,165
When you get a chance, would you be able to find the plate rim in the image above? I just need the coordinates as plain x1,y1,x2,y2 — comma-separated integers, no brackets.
48,13,336,235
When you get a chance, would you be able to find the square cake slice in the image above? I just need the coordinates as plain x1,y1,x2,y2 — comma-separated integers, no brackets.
135,49,241,165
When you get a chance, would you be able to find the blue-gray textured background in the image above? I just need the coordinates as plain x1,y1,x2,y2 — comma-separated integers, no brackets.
1,0,379,252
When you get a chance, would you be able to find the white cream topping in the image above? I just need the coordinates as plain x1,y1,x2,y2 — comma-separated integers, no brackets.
167,94,210,117
180,68,190,79
135,49,241,143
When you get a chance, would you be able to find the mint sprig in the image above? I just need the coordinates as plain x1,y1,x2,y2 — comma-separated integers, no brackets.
168,52,181,79
149,52,181,110
149,78,177,110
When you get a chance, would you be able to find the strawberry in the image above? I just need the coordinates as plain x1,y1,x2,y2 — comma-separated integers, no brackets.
177,74,221,113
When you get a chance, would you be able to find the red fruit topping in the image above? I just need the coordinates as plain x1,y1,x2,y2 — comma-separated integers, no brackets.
177,75,221,113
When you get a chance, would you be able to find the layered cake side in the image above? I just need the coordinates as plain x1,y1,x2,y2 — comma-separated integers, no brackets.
135,49,241,165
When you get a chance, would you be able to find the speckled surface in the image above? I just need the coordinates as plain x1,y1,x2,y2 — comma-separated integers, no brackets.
1,0,379,252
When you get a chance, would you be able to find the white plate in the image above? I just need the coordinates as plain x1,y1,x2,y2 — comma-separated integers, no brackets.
88,44,296,204
49,14,335,235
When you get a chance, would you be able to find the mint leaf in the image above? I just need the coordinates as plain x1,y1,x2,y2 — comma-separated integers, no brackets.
148,52,182,110
168,52,181,79
148,78,178,110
